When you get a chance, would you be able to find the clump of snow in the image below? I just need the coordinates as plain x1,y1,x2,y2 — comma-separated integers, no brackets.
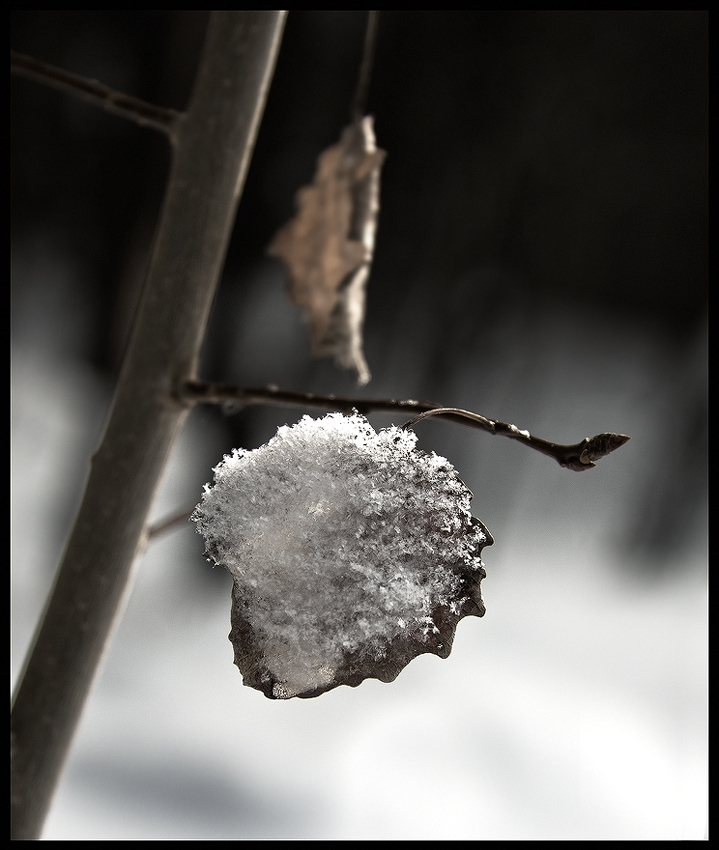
192,413,492,699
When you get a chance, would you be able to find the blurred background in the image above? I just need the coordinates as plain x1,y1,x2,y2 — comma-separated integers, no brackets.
11,11,707,840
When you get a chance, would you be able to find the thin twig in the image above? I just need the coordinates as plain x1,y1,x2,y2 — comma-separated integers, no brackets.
147,506,195,542
11,49,180,138
179,380,630,471
351,11,379,120
180,378,438,417
148,385,631,546
401,407,630,471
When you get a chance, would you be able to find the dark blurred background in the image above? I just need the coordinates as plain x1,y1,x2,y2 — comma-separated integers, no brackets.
11,12,707,840
11,10,707,567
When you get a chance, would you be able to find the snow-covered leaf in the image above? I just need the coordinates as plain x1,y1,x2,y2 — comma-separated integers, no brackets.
192,413,492,699
267,117,385,385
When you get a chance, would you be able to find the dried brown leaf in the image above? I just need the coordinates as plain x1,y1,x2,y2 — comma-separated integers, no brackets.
268,116,385,385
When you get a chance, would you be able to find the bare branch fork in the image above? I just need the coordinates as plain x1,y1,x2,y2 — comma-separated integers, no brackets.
11,13,287,840
179,379,630,471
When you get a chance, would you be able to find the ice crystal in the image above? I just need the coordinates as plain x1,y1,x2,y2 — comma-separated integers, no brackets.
192,413,492,699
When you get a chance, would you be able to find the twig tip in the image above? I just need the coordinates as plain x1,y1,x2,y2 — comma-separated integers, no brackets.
580,432,631,465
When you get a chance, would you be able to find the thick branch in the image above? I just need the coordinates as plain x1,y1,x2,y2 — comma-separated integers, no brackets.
179,380,630,471
11,49,180,137
10,13,287,840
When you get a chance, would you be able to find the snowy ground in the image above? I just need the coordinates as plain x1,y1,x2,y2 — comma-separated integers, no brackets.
11,307,707,840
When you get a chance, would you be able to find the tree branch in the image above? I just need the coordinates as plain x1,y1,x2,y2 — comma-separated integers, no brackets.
179,380,630,471
401,407,630,470
10,13,287,840
179,378,439,416
144,384,630,547
11,49,180,137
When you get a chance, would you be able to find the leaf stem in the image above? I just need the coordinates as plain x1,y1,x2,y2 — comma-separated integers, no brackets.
351,11,379,120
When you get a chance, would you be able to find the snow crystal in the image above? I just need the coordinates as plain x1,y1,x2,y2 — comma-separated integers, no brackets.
192,412,492,699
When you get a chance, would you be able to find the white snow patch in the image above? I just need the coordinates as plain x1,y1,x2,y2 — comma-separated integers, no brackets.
192,413,489,697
